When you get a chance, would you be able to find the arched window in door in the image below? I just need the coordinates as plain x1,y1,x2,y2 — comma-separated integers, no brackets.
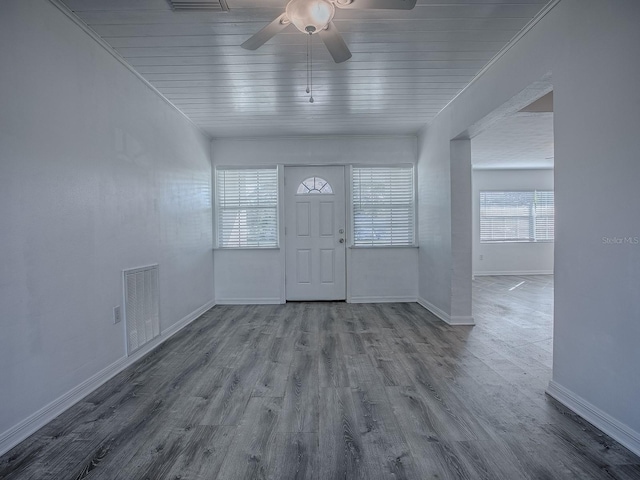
296,176,333,194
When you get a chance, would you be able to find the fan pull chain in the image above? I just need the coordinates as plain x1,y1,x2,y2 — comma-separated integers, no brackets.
306,33,314,103
309,34,314,103
306,33,310,95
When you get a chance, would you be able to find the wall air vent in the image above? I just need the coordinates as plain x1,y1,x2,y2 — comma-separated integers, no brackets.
123,264,160,355
168,0,229,11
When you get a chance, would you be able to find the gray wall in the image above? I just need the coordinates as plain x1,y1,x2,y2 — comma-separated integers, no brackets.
472,169,554,275
0,0,214,450
417,0,640,453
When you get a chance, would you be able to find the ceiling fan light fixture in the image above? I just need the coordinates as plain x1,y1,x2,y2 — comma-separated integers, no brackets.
286,0,335,35
242,0,416,62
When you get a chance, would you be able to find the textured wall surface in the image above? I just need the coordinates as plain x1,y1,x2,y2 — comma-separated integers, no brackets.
417,0,640,444
0,0,214,439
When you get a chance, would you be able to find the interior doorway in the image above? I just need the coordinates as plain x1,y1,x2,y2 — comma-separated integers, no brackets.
469,87,555,368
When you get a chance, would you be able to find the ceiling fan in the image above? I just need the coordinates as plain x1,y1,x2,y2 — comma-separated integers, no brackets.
241,0,417,63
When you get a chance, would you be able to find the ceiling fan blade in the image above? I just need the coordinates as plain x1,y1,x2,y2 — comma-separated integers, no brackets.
319,22,352,63
241,13,289,50
334,0,416,10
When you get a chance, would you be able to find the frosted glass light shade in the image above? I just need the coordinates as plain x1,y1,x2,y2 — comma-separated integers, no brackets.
286,0,335,34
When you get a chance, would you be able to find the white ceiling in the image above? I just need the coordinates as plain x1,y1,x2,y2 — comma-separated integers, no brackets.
60,0,550,138
472,112,554,169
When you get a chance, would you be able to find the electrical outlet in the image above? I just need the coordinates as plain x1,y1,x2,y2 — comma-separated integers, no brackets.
113,305,121,324
479,254,484,261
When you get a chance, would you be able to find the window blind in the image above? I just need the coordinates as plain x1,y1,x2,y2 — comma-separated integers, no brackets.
217,168,278,248
533,190,555,241
480,190,554,243
352,166,415,246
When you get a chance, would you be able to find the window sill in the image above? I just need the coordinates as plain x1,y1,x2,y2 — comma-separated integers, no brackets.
480,241,554,244
349,245,419,249
213,246,280,251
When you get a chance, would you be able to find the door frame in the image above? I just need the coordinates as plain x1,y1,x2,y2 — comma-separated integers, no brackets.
282,164,351,302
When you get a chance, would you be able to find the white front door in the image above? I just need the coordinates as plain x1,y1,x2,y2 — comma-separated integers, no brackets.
285,166,346,301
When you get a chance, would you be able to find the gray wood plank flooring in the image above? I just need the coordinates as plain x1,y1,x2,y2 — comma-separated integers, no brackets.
2,275,640,479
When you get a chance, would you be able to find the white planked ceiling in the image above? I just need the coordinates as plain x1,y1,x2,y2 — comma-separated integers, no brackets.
60,0,551,138
472,113,554,169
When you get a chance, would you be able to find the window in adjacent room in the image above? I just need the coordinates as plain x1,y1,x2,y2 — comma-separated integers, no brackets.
480,190,554,243
216,167,278,248
351,166,415,246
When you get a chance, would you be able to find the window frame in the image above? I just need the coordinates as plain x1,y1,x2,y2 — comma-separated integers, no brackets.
214,166,280,249
350,164,417,248
479,189,555,244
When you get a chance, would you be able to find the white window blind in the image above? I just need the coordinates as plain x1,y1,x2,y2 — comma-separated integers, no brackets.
352,166,415,246
217,168,278,248
533,190,555,242
480,190,554,243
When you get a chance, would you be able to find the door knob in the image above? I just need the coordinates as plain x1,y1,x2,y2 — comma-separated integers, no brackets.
339,238,345,243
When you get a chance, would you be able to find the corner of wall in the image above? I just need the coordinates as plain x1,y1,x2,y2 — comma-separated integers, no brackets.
417,296,475,326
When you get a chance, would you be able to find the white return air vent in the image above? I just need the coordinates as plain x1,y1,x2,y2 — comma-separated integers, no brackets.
168,0,229,11
123,265,160,355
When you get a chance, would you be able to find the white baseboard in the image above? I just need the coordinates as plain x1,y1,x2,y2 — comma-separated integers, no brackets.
417,297,475,326
448,315,475,325
215,297,282,305
473,270,553,276
349,295,417,304
547,380,640,457
0,299,216,457
162,300,216,338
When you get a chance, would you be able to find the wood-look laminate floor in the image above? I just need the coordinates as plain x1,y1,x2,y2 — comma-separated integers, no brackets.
2,276,640,479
